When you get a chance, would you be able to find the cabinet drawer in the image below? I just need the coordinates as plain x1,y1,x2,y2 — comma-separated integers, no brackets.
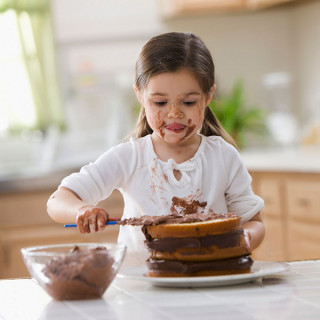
0,224,119,279
286,180,320,223
257,177,283,217
252,214,286,261
287,221,320,260
0,189,55,227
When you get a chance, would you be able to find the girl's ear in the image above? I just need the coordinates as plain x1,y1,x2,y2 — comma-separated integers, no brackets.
134,85,143,106
206,85,216,105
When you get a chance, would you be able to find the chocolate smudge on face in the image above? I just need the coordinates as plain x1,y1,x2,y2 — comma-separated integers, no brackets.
178,119,195,142
159,121,166,139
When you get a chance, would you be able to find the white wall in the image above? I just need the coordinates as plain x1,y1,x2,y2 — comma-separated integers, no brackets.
293,1,320,121
51,0,163,42
164,8,297,115
51,0,320,133
167,1,320,125
50,0,165,149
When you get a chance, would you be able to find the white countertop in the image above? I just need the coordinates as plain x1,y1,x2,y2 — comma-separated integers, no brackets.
241,146,320,173
1,144,319,193
1,260,320,320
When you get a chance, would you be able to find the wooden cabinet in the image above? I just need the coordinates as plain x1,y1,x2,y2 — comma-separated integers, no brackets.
0,189,124,279
286,179,320,223
251,172,287,261
159,0,245,18
1,170,319,277
158,0,298,18
247,0,295,9
251,171,320,262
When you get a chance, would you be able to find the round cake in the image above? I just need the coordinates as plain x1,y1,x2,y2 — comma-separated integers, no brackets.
120,212,253,277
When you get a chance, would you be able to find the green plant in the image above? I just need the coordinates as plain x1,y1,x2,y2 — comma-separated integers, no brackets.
209,80,266,148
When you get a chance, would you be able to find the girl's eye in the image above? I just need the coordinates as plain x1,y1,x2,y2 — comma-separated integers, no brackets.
183,101,196,106
154,101,167,106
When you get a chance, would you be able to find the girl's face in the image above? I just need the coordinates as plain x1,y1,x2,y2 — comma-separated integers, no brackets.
135,68,215,145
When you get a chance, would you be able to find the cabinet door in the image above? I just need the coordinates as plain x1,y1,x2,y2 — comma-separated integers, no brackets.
0,189,124,279
251,174,287,261
287,180,320,223
251,172,320,261
252,214,286,261
286,178,320,260
287,221,320,260
0,189,55,227
259,176,283,217
247,0,295,10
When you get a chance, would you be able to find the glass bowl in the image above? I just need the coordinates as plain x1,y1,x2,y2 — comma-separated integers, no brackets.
21,243,126,300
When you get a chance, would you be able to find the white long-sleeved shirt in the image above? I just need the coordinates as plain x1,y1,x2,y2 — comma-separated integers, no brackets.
60,134,264,256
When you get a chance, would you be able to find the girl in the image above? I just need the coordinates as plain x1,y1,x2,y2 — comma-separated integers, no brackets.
47,32,264,257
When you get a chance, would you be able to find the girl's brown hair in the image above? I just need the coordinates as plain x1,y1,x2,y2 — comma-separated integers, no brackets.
131,32,237,148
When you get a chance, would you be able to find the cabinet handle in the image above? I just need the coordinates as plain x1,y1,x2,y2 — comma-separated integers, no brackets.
264,197,273,205
297,198,310,207
2,243,10,267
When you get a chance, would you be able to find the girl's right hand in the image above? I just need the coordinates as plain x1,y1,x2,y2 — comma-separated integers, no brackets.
75,205,117,234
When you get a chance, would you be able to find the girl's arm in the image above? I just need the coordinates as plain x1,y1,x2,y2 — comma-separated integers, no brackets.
242,212,265,251
47,187,118,234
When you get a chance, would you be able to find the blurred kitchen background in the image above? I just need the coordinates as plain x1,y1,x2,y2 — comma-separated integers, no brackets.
1,0,320,278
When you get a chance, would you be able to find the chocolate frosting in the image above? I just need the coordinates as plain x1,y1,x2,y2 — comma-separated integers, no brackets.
147,255,253,273
43,246,114,300
144,228,244,252
118,212,238,227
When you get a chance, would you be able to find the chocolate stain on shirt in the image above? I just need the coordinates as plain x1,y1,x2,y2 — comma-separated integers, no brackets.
170,196,207,215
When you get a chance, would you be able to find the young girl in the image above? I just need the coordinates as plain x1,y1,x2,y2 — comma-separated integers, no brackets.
47,32,264,258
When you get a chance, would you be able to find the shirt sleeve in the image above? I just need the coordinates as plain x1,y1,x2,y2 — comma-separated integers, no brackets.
59,141,137,205
221,141,264,223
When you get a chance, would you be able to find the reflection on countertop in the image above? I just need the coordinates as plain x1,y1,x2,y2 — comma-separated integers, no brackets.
241,145,320,173
0,167,78,193
0,128,115,193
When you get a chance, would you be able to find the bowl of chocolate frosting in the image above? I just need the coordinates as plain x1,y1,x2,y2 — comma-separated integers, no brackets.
21,243,126,300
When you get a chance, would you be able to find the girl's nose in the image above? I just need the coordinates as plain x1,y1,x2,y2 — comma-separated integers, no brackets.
167,104,184,119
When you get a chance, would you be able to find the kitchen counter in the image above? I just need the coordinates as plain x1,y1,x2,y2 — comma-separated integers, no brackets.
1,260,320,320
0,167,77,193
1,144,319,193
241,146,320,173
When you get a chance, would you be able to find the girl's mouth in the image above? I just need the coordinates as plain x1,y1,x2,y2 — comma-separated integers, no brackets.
165,123,186,132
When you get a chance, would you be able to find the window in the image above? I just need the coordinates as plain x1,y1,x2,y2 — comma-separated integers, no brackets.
0,10,37,134
0,2,64,137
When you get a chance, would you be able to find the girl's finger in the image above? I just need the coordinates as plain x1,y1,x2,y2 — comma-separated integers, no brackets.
77,216,85,234
83,217,90,233
97,212,107,231
108,216,120,221
89,214,98,233
89,223,96,233
78,221,85,234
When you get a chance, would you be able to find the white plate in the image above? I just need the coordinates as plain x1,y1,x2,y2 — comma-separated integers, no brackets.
117,261,290,288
